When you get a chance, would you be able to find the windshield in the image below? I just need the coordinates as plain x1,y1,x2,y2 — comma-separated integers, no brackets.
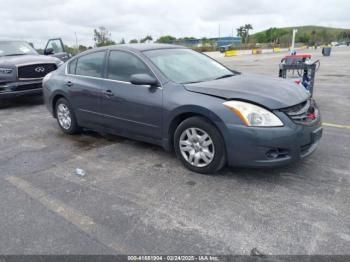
143,48,234,84
0,41,38,56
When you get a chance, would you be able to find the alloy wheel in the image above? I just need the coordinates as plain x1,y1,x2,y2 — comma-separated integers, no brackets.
57,103,72,130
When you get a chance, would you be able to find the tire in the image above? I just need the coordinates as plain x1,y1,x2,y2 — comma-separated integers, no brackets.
55,97,80,135
174,116,226,174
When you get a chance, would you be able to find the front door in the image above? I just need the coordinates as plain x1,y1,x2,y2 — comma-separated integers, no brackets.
44,38,70,62
99,50,163,140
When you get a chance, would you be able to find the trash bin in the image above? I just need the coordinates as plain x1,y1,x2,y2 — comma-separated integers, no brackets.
322,47,332,56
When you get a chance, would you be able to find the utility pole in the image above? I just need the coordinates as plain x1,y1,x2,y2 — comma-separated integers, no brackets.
218,24,221,39
291,29,298,54
75,32,78,54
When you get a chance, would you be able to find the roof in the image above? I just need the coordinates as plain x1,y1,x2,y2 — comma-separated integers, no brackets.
99,43,185,52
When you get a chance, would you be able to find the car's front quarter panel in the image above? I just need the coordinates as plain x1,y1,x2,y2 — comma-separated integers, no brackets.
163,82,322,168
162,82,247,150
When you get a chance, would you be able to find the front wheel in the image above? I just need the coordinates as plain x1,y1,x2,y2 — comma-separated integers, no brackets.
55,98,80,134
174,117,226,174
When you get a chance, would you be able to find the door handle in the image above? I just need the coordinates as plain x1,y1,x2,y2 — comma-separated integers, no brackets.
66,81,73,87
103,89,114,97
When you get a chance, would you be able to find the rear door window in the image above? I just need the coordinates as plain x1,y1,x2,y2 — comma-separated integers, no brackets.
76,51,105,78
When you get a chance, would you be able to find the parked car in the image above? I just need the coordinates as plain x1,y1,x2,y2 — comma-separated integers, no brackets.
43,44,322,174
0,40,65,99
43,38,71,62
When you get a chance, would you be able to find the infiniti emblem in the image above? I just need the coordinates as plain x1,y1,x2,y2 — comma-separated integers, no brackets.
35,66,45,73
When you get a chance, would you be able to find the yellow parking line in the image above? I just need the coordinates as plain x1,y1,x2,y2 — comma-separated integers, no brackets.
323,123,350,130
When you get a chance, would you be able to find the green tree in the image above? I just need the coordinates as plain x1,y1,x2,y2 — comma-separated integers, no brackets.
236,24,253,43
156,35,176,44
297,34,310,44
119,38,126,44
93,26,116,47
140,35,153,43
64,45,77,55
310,30,317,45
236,26,246,43
129,39,138,44
244,24,253,43
78,45,88,52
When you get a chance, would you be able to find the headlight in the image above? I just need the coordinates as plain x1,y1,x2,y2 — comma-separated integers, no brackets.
0,68,13,74
223,101,283,127
57,61,64,67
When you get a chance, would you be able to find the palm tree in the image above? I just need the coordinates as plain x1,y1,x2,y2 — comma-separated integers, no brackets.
244,24,253,43
237,26,246,43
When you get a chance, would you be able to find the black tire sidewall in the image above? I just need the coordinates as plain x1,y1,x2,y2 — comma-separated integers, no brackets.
174,117,226,174
55,98,79,134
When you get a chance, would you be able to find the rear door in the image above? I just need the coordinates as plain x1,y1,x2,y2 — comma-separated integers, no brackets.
44,38,70,62
65,51,107,126
99,50,163,139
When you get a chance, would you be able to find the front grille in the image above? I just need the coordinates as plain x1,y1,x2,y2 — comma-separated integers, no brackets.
281,99,319,125
17,63,57,79
13,83,42,91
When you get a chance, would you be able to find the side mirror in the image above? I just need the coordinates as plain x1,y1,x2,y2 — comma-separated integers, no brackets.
44,48,54,55
130,74,158,86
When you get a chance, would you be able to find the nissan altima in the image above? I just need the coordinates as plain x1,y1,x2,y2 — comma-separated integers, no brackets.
43,44,322,174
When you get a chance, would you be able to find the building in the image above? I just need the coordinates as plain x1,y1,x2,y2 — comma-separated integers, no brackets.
179,36,241,48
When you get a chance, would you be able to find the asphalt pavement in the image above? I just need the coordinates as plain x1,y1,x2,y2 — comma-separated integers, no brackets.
0,47,349,255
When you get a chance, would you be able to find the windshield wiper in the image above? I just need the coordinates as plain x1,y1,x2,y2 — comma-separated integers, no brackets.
215,74,234,80
4,53,26,56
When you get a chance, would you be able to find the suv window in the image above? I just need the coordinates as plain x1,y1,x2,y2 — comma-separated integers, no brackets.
108,51,151,82
46,39,64,54
76,52,105,78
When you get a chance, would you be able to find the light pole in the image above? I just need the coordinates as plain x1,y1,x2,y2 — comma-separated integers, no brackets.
75,32,78,54
291,29,298,54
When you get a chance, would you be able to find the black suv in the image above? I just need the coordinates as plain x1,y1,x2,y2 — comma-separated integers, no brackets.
0,39,68,99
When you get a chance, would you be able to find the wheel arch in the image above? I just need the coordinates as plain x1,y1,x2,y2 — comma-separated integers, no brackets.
166,106,227,151
51,91,69,118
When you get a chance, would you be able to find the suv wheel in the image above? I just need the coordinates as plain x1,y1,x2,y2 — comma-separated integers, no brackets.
174,116,226,174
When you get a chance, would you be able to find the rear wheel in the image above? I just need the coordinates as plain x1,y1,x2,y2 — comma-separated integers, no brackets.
55,98,80,134
174,116,226,174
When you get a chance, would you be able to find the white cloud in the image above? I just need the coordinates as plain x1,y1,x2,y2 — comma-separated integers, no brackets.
0,0,349,48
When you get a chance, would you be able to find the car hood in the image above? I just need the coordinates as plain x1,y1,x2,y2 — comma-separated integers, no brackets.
184,74,309,109
0,54,60,66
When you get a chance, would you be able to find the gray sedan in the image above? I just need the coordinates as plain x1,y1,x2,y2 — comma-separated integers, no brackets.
43,44,322,173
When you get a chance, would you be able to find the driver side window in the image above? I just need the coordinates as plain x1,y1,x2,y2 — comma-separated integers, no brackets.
47,39,64,54
107,51,151,82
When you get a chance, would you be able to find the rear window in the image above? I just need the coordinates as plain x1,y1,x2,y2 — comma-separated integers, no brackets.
76,51,105,78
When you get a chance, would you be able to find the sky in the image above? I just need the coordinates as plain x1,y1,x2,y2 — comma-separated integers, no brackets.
0,0,349,48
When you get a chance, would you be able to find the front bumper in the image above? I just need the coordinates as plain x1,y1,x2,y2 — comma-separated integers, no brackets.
0,80,43,99
225,118,323,168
